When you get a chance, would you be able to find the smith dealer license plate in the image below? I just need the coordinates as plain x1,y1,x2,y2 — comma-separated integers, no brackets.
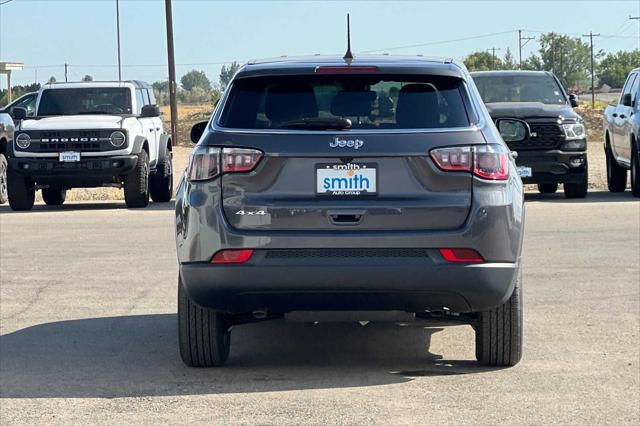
516,166,532,178
59,151,81,162
316,163,377,197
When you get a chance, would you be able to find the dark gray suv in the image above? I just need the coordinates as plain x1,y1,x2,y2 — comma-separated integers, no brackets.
175,55,525,367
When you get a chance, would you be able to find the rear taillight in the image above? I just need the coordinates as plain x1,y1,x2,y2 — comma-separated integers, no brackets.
187,146,262,182
211,249,254,264
430,144,509,180
439,248,484,263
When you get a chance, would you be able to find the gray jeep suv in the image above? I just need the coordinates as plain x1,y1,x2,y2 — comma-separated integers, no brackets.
175,55,525,367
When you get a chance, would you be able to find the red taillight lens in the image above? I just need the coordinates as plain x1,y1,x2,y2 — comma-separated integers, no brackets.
429,144,509,181
211,249,254,264
222,148,263,173
439,248,484,263
187,147,262,182
430,146,472,171
473,145,509,180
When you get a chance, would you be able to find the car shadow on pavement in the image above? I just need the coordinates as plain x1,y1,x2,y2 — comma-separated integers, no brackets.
0,314,500,398
524,190,639,203
0,201,175,214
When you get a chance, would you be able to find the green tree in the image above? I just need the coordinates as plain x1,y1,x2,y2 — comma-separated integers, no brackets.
219,61,241,90
534,33,595,88
82,75,93,82
598,50,640,88
502,48,517,70
180,69,211,92
464,51,503,71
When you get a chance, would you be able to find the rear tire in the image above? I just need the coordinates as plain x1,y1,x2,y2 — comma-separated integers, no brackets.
124,150,150,208
178,277,230,367
42,187,66,206
631,141,640,198
564,163,588,199
7,167,34,211
537,183,558,194
475,270,523,367
0,153,8,204
149,150,173,202
606,143,627,192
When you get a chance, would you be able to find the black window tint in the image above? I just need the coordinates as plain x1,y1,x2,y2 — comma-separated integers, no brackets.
15,94,36,114
630,74,639,105
219,75,470,130
38,88,132,116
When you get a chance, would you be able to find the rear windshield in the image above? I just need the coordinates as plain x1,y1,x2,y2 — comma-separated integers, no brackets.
218,75,471,130
473,74,567,105
38,88,132,116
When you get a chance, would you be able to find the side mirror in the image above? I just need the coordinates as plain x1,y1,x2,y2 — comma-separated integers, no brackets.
141,104,160,118
190,121,208,144
11,107,27,121
496,118,529,143
569,94,579,108
622,93,632,107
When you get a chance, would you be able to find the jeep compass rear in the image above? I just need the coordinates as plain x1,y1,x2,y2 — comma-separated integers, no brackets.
175,56,525,367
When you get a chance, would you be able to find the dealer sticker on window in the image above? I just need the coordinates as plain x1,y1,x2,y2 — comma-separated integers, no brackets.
316,163,377,197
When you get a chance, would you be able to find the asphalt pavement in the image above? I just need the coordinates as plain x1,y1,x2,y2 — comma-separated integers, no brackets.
0,192,638,425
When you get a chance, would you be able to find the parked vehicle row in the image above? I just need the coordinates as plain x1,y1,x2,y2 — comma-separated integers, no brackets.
5,81,173,210
603,67,640,197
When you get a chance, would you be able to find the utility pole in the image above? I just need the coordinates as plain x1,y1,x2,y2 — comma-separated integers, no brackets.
582,31,600,108
64,63,68,82
488,47,501,70
518,29,534,69
631,16,640,50
116,0,122,80
165,0,178,146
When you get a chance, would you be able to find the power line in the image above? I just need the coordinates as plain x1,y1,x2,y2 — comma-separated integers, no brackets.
0,0,15,6
362,30,518,53
518,30,535,69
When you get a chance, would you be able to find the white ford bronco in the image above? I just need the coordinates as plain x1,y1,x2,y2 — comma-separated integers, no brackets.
6,80,173,210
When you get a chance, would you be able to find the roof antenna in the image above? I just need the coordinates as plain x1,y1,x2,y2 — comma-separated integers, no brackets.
343,13,354,64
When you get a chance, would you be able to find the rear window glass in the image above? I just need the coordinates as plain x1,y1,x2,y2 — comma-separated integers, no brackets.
218,75,471,130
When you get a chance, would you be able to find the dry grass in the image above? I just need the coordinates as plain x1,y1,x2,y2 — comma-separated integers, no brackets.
54,103,614,201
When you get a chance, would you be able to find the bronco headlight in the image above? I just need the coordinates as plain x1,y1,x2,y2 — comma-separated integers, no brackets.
109,131,126,147
562,123,585,140
15,133,31,149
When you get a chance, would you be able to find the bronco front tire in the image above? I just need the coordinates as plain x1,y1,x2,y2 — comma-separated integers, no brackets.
475,271,523,367
149,151,173,202
7,167,34,211
124,150,150,208
178,277,231,367
0,153,8,204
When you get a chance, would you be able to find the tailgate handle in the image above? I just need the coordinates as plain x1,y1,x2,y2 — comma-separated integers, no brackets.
327,209,365,225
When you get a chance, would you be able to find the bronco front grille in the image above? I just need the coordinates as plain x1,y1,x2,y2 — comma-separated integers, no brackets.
507,122,565,150
265,248,431,259
19,129,126,153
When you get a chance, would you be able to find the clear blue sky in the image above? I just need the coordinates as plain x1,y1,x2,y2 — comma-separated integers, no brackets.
1,0,639,86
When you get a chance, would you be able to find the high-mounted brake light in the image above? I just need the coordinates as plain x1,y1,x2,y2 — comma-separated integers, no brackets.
430,144,509,181
187,146,263,182
440,248,484,263
211,249,254,264
314,66,379,74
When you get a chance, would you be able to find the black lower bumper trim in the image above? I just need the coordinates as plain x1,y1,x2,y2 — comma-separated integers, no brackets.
180,261,518,314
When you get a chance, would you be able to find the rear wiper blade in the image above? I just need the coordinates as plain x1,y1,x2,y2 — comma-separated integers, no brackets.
279,117,352,130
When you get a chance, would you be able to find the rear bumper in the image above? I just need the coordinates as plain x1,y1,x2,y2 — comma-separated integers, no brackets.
516,149,587,184
180,254,518,314
8,155,138,186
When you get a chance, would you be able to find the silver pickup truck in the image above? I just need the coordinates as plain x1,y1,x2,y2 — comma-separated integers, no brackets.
603,67,639,197
0,112,15,204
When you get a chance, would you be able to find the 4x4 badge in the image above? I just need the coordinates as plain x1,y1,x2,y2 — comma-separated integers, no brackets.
235,210,266,216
